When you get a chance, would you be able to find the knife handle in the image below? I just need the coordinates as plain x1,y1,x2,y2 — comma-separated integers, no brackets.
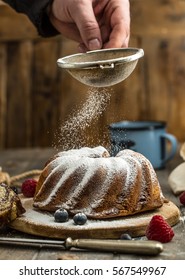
65,237,163,255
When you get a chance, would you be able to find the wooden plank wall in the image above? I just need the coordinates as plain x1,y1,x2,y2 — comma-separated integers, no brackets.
130,0,185,143
0,0,185,150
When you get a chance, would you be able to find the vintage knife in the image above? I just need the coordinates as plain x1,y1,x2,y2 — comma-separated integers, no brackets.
0,237,163,255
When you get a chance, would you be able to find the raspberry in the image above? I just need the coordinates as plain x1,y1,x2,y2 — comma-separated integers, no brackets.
179,191,185,206
146,215,174,243
21,179,37,197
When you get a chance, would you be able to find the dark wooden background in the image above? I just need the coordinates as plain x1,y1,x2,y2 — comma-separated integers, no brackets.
0,0,185,150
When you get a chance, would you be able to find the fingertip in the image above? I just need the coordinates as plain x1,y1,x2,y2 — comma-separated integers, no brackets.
78,43,87,53
88,38,102,51
103,35,129,49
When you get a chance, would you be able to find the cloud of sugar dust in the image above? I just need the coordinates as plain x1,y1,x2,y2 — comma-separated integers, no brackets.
53,87,112,151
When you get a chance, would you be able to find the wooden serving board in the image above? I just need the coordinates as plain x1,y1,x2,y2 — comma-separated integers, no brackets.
10,197,180,239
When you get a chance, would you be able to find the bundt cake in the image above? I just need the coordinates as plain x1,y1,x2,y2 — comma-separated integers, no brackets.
33,146,164,219
0,183,25,226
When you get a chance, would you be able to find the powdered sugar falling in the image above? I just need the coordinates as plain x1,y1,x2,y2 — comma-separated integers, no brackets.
53,87,112,151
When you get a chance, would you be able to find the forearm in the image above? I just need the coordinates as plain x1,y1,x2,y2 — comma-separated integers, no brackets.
3,0,59,37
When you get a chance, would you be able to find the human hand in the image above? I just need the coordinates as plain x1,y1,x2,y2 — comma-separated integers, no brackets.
48,0,130,52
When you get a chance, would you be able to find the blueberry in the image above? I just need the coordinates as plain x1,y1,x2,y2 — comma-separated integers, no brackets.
73,213,87,225
54,208,69,223
120,233,132,240
10,186,19,194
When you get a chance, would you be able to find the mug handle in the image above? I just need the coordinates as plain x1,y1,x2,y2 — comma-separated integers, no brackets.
161,133,177,164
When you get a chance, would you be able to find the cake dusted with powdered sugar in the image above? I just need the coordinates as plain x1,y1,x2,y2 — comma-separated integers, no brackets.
33,146,164,219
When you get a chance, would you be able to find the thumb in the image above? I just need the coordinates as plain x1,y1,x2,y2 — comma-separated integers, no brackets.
72,3,102,50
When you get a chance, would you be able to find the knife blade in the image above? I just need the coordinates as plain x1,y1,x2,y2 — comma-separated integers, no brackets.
0,237,163,255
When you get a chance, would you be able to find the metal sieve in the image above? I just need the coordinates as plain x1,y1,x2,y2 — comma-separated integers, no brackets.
57,48,144,87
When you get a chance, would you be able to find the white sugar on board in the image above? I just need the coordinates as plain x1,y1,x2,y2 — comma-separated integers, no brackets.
54,87,112,151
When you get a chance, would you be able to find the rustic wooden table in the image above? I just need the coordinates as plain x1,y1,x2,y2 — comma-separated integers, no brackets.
0,148,185,260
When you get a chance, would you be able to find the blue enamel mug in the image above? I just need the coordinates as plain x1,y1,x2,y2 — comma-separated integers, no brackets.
109,121,178,169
